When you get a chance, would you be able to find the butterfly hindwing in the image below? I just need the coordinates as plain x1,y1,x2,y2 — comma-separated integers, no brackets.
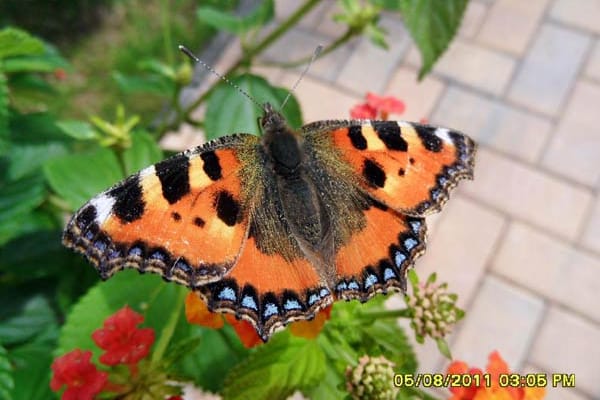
321,120,476,216
63,134,259,287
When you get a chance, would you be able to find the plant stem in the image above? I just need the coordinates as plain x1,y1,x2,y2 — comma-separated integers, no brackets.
172,0,323,132
160,0,174,66
151,288,187,365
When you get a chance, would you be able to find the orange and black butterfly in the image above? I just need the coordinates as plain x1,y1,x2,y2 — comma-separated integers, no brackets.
63,102,476,341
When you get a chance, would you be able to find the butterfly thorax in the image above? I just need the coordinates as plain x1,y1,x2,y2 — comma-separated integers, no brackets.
257,103,333,267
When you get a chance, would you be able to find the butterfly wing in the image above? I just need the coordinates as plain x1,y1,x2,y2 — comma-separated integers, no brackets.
304,120,476,216
63,134,259,287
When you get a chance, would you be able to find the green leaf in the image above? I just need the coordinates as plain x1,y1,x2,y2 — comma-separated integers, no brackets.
205,74,302,140
303,364,345,400
370,0,402,10
2,48,69,73
0,28,45,60
58,270,188,361
0,73,8,154
137,59,176,79
9,337,55,400
177,327,249,392
0,210,56,246
6,142,68,180
44,147,123,210
0,295,55,346
398,0,468,79
222,333,325,400
113,71,174,96
8,112,68,144
0,344,14,400
55,120,98,140
436,338,452,359
121,131,163,175
0,173,45,224
197,0,274,35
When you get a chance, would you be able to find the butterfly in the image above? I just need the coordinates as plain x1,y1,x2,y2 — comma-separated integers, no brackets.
63,102,476,341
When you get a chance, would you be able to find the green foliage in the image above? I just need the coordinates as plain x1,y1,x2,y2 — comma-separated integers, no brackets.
397,0,468,79
197,0,274,35
205,74,302,140
0,344,14,400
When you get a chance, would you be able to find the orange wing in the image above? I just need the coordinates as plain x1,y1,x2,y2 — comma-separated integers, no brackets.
334,198,426,301
63,134,259,287
197,235,332,340
326,120,476,216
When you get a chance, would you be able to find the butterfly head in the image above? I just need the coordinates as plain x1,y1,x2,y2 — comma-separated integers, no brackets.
260,103,290,137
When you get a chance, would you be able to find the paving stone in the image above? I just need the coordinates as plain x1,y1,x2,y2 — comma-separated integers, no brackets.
459,0,488,38
522,365,592,400
582,196,600,253
261,28,353,83
531,307,600,398
385,66,445,121
432,87,552,163
278,73,360,122
447,276,544,370
274,0,331,31
550,0,600,34
542,80,600,187
493,222,600,323
477,0,549,55
411,196,506,308
336,15,411,94
413,40,516,96
461,148,593,240
584,40,600,81
507,23,591,116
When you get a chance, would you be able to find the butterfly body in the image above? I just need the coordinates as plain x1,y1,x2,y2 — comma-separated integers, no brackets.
63,103,476,340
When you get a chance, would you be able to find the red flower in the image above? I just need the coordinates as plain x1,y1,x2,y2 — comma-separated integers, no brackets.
50,349,108,400
351,92,405,120
91,305,155,366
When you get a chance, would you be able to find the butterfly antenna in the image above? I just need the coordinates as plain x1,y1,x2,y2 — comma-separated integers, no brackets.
179,45,264,111
280,45,323,111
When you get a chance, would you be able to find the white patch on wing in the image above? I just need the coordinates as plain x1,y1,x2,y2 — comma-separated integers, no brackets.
90,194,115,224
139,165,156,178
435,127,453,144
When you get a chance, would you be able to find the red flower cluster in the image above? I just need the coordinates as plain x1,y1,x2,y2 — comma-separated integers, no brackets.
51,306,156,400
447,351,545,400
350,92,405,120
185,292,332,348
50,350,107,400
92,306,154,367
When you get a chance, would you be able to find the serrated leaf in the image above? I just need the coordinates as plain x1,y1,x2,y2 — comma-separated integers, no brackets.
0,28,45,60
58,270,188,362
398,0,468,79
113,71,174,96
0,344,14,400
205,74,302,140
197,0,274,35
2,49,69,73
121,131,163,175
43,147,123,210
0,295,55,345
0,173,45,224
222,333,325,400
55,120,98,140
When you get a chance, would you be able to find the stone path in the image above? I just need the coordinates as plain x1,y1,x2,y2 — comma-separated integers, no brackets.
179,1,600,398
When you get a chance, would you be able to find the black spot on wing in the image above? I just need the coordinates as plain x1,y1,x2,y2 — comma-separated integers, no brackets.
363,159,386,188
372,121,407,151
214,190,241,226
155,154,190,204
414,125,443,152
193,217,205,227
171,212,181,221
348,126,367,150
200,151,222,180
77,205,97,229
108,175,145,222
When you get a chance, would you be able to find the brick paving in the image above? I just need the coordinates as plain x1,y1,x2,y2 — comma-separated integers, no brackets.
188,0,600,398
